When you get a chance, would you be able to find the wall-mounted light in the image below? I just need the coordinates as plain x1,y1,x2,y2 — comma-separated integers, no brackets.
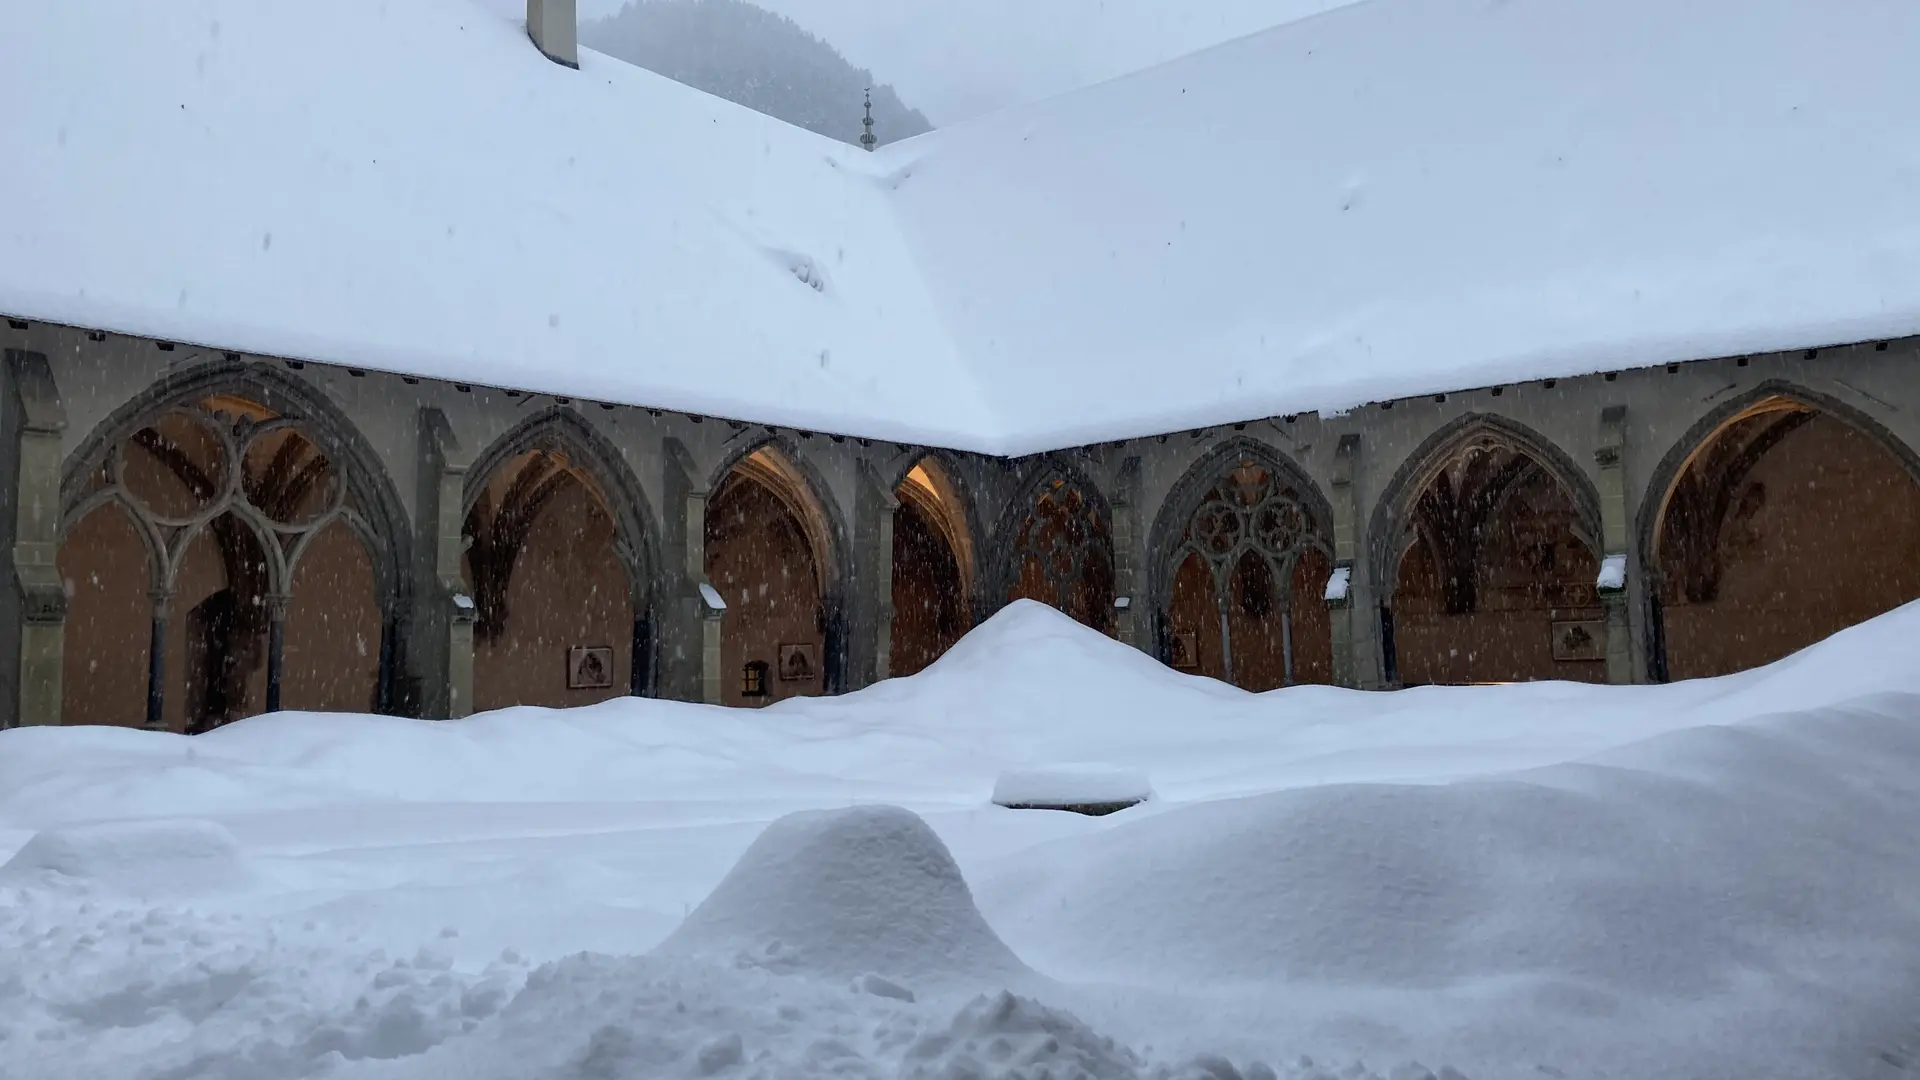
698,581,728,614
741,660,769,698
1113,596,1131,610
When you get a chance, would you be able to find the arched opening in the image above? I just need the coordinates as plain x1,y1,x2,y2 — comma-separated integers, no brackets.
1388,429,1603,685
285,518,383,712
1160,460,1333,689
706,447,833,707
168,514,270,731
891,460,972,676
465,448,634,711
58,502,153,725
1007,474,1116,634
1650,395,1920,679
61,390,390,730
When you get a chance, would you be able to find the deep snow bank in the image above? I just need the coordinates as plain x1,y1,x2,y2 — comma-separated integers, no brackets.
10,599,1920,831
977,696,1920,1079
655,805,1028,985
0,818,251,899
5,605,1920,1079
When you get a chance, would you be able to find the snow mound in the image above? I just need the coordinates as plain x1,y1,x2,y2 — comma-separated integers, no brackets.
979,698,1920,1078
654,804,1028,984
992,763,1153,812
901,990,1326,1080
0,889,519,1079
349,950,1411,1080
0,819,252,898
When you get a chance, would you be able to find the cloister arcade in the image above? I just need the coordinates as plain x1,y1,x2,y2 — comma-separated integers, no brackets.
889,460,973,678
705,445,841,706
1149,441,1335,690
1373,418,1606,686
998,466,1117,636
54,367,408,731
1642,387,1920,680
461,409,649,712
7,324,1920,729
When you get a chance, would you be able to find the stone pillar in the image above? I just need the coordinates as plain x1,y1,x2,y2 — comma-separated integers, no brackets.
872,500,897,684
1110,456,1147,651
849,461,898,687
1328,434,1362,688
683,488,727,706
416,409,476,718
4,350,68,727
1595,405,1634,684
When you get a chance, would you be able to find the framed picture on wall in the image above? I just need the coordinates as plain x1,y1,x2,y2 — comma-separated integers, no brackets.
1170,631,1200,670
1550,620,1606,663
778,642,818,682
567,645,615,689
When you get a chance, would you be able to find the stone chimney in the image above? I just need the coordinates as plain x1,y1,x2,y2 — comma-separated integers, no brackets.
527,0,578,68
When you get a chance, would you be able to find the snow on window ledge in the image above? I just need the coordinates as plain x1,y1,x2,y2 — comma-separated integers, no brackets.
1323,565,1352,603
1596,554,1627,593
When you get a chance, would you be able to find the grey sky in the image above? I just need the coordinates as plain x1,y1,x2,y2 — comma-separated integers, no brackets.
571,0,1353,124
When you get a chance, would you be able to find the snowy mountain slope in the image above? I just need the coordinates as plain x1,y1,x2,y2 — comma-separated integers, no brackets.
6,0,1920,455
882,0,1920,450
5,604,1920,1078
698,0,1360,122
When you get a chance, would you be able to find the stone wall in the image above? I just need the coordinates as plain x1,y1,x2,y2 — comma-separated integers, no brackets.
5,316,1919,727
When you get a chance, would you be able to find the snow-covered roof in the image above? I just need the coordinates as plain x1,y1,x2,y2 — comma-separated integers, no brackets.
2,0,992,449
8,0,1920,456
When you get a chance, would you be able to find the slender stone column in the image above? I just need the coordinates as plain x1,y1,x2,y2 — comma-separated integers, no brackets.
5,349,68,726
377,609,401,714
1595,405,1634,684
264,593,290,711
145,592,171,729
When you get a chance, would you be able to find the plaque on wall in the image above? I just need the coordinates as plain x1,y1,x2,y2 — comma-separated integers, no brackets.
1170,631,1200,670
567,645,615,689
778,642,818,682
1550,620,1606,663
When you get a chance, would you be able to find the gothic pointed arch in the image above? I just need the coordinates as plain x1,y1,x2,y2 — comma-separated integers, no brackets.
890,453,978,675
61,359,413,608
1146,437,1336,688
57,358,412,728
990,455,1117,634
463,405,661,707
1368,413,1605,686
58,498,158,724
1638,380,1920,681
705,436,851,703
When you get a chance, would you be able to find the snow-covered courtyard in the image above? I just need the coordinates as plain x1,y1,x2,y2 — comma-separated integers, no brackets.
3,600,1918,1080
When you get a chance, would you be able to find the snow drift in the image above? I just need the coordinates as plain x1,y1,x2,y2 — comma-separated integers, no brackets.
7,603,1920,1078
8,599,1920,828
655,804,1029,984
0,818,252,899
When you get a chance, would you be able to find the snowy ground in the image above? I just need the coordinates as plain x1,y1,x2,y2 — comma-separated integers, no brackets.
3,601,1919,1080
